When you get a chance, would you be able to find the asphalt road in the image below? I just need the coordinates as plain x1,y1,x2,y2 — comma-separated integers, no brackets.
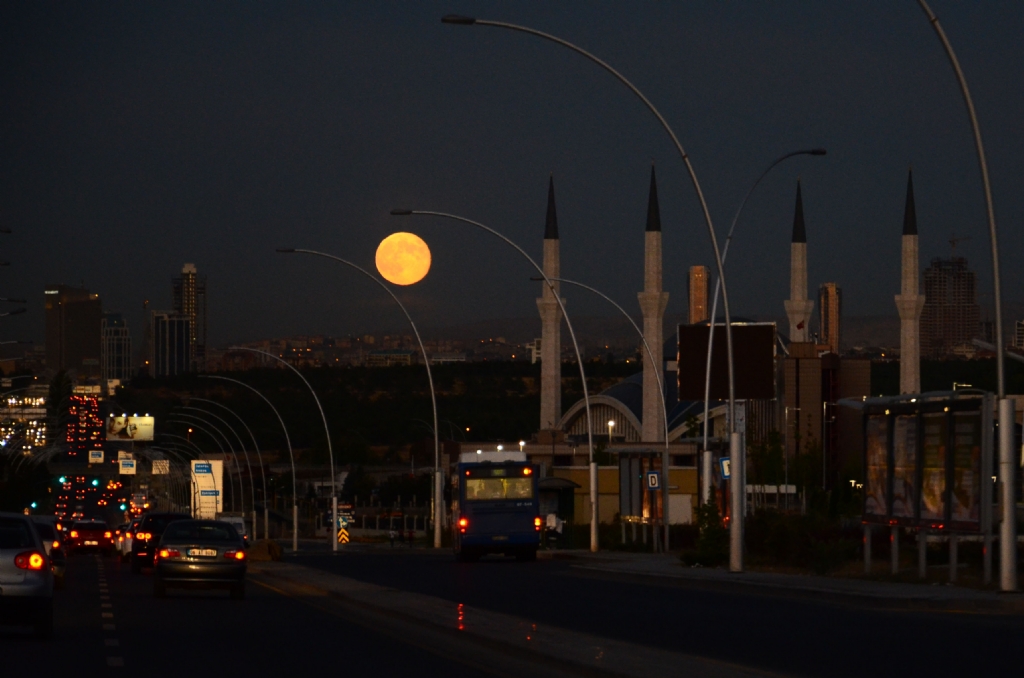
0,550,491,677
293,547,1024,678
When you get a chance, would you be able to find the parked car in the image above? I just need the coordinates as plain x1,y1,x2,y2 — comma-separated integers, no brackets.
30,517,66,589
0,511,54,637
68,520,114,556
153,519,246,599
130,512,190,573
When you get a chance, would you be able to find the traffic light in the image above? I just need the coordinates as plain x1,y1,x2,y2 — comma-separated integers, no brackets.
91,479,99,487
119,503,127,511
58,476,67,484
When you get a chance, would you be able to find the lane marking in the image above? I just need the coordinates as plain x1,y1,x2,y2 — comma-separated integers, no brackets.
102,612,114,618
107,657,124,667
101,603,112,608
105,639,119,647
103,624,115,631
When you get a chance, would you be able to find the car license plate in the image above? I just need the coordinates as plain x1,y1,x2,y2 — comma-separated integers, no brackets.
85,540,98,545
188,549,217,557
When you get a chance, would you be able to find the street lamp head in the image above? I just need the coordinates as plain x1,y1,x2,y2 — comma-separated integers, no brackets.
275,248,296,253
390,209,413,216
441,14,476,25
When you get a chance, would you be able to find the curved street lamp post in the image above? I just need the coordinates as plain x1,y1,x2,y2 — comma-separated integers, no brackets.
538,275,672,550
915,0,1014,591
700,149,826,505
199,375,299,553
391,209,599,552
275,249,443,549
189,397,270,540
439,15,740,565
228,346,338,552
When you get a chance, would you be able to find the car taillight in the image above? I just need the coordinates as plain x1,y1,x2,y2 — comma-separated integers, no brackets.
138,532,151,541
524,467,533,475
70,530,79,538
458,517,468,533
158,549,181,559
534,517,542,531
125,532,132,539
104,531,112,539
15,551,46,571
52,540,60,550
224,550,246,561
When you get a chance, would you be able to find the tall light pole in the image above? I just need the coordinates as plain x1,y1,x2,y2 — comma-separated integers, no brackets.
439,16,739,566
227,346,339,552
915,0,1014,591
199,375,299,553
391,209,600,552
540,275,673,549
275,249,443,549
190,397,270,541
181,405,258,539
700,149,827,506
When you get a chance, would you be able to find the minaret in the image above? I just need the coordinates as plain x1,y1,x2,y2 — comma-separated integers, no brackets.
537,176,563,431
637,165,669,442
895,169,924,393
784,181,813,342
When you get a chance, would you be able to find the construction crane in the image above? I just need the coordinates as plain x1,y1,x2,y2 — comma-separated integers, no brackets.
950,232,971,255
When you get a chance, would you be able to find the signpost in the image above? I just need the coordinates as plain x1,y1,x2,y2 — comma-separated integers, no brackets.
337,503,354,545
191,459,224,519
88,450,103,465
119,459,136,475
720,458,731,480
646,471,661,490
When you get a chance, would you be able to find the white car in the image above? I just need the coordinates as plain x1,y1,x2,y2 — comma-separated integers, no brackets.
0,511,54,638
217,515,249,546
117,518,141,562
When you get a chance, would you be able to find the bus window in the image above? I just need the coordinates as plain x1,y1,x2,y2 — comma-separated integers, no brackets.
465,478,534,501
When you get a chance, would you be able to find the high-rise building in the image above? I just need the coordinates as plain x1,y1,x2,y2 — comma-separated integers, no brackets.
894,170,924,393
44,284,102,379
172,263,207,370
920,257,979,358
149,311,192,377
101,313,132,383
1014,320,1024,349
818,283,841,354
687,266,709,324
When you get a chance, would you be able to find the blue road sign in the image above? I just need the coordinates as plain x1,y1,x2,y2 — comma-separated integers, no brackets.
195,463,212,474
720,457,731,479
646,470,661,490
200,489,220,497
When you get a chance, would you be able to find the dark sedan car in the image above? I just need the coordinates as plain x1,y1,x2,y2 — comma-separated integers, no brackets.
130,512,190,573
152,520,246,599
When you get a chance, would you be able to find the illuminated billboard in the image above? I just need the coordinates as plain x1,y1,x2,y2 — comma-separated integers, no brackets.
857,393,993,533
106,416,155,441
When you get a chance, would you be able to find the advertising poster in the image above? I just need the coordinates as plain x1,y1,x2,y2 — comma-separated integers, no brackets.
864,415,888,517
151,459,170,475
951,412,981,524
106,415,155,441
190,459,223,519
891,415,917,519
920,413,947,521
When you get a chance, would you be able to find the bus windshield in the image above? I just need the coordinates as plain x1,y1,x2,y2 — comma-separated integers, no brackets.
465,477,534,501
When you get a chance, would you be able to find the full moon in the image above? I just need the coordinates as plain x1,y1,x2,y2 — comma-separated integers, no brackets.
375,232,431,285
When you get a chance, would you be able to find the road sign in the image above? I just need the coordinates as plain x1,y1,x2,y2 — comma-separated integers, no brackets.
200,490,220,497
646,471,661,490
720,457,731,479
88,450,104,464
337,528,350,544
119,459,136,475
194,463,212,474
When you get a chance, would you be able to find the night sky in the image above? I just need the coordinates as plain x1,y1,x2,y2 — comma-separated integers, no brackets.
3,2,1023,347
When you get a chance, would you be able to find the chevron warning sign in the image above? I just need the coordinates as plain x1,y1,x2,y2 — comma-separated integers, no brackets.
337,528,349,544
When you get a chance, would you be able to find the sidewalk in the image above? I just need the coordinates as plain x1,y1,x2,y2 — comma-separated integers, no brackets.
545,550,1024,613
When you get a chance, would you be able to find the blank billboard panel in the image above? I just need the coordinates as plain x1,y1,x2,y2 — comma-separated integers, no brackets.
677,324,775,401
